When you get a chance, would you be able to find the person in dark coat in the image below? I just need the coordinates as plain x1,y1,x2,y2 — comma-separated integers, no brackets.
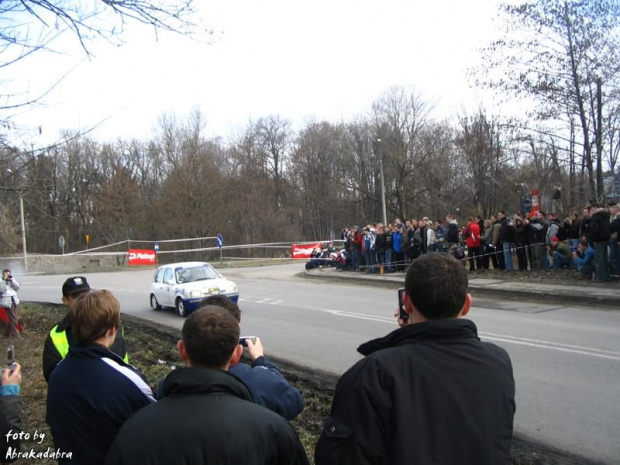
106,306,309,465
315,253,515,465
588,205,612,282
498,211,514,270
510,217,530,271
46,290,155,465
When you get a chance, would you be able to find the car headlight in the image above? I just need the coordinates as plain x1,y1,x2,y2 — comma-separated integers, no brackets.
189,290,203,298
222,283,237,293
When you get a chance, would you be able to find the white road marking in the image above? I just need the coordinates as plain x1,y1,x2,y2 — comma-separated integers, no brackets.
480,332,620,362
231,295,620,362
318,308,620,363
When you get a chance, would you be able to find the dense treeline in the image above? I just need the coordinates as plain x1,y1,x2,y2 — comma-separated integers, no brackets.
0,85,617,255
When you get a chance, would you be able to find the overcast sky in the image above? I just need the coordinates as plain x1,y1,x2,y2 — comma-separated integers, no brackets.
5,0,504,147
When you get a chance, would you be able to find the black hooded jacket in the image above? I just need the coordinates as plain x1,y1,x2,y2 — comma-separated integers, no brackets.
588,209,611,243
315,319,515,465
106,367,309,465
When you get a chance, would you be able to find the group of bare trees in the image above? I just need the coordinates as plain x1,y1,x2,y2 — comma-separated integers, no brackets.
477,0,620,204
1,0,619,254
0,88,602,255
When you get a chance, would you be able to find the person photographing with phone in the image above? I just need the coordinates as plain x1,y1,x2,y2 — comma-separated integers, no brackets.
1,269,21,339
1,344,22,460
315,253,516,465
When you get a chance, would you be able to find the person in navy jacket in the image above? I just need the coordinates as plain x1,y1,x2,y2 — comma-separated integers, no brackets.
156,295,304,421
46,290,154,465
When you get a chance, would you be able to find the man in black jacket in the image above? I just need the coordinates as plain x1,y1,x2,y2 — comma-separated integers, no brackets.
588,204,612,282
106,306,309,465
315,253,515,465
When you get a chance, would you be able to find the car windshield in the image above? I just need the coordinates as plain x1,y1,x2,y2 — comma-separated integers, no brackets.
175,265,219,284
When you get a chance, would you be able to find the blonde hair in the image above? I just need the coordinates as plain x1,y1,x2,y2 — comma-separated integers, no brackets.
70,289,121,345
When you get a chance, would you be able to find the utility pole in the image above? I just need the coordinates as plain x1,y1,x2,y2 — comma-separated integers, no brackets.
376,139,387,225
19,193,27,272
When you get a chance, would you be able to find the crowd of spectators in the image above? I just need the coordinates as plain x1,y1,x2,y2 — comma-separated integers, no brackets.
331,202,620,283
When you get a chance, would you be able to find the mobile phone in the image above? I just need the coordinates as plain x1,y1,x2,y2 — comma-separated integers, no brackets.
239,336,257,347
7,344,15,366
397,288,409,321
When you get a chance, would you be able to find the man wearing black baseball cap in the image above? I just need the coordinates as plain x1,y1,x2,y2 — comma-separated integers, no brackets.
42,276,129,382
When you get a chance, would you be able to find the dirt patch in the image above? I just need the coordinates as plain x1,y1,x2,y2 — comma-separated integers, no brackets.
4,304,603,465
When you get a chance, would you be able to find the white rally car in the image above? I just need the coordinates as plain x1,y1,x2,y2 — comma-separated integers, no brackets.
150,261,239,317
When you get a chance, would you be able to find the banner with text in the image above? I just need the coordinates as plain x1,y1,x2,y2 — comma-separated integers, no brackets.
291,242,323,259
128,249,157,266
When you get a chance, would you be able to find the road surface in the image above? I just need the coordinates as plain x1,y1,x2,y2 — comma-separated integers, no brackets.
18,264,620,463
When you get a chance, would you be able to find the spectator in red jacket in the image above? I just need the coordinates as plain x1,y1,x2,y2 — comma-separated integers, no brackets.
465,217,482,271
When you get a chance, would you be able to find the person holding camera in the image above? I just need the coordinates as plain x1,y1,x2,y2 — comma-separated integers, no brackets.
315,253,515,465
106,306,309,465
0,269,21,339
197,295,303,421
1,361,22,460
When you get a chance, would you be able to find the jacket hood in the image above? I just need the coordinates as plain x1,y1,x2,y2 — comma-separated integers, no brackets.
162,366,253,402
593,208,610,218
357,318,479,356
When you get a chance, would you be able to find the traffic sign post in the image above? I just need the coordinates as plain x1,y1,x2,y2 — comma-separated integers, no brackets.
216,234,223,264
58,235,65,255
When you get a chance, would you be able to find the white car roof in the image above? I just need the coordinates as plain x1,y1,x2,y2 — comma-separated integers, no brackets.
160,262,212,269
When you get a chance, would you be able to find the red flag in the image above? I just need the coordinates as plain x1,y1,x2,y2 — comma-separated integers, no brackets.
0,306,24,332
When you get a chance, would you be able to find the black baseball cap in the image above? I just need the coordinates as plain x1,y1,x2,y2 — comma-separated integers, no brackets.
62,276,91,297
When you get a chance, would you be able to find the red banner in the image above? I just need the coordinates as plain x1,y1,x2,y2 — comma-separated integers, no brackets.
291,242,323,259
128,249,157,266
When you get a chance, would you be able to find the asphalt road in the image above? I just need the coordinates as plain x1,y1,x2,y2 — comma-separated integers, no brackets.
18,263,620,464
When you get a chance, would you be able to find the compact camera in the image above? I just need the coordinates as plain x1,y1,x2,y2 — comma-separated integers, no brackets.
239,336,257,347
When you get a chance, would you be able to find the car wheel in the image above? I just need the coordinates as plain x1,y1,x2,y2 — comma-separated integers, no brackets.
175,298,188,317
150,294,161,311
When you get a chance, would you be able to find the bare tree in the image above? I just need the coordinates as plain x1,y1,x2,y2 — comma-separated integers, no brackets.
254,115,291,217
290,121,346,239
455,110,509,218
475,0,620,202
0,0,209,136
371,86,432,219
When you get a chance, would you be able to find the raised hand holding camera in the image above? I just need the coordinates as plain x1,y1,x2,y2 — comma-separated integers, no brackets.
243,336,264,361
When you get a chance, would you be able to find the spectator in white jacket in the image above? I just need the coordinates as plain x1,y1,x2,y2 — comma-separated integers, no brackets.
1,269,21,338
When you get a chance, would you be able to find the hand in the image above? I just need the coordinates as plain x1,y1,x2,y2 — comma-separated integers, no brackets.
1,362,21,386
393,308,408,328
245,337,264,361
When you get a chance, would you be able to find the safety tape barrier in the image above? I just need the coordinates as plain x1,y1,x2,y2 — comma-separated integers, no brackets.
1,239,346,260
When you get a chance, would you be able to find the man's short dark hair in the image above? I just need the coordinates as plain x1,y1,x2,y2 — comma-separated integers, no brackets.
405,253,468,320
181,306,240,369
199,295,241,322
